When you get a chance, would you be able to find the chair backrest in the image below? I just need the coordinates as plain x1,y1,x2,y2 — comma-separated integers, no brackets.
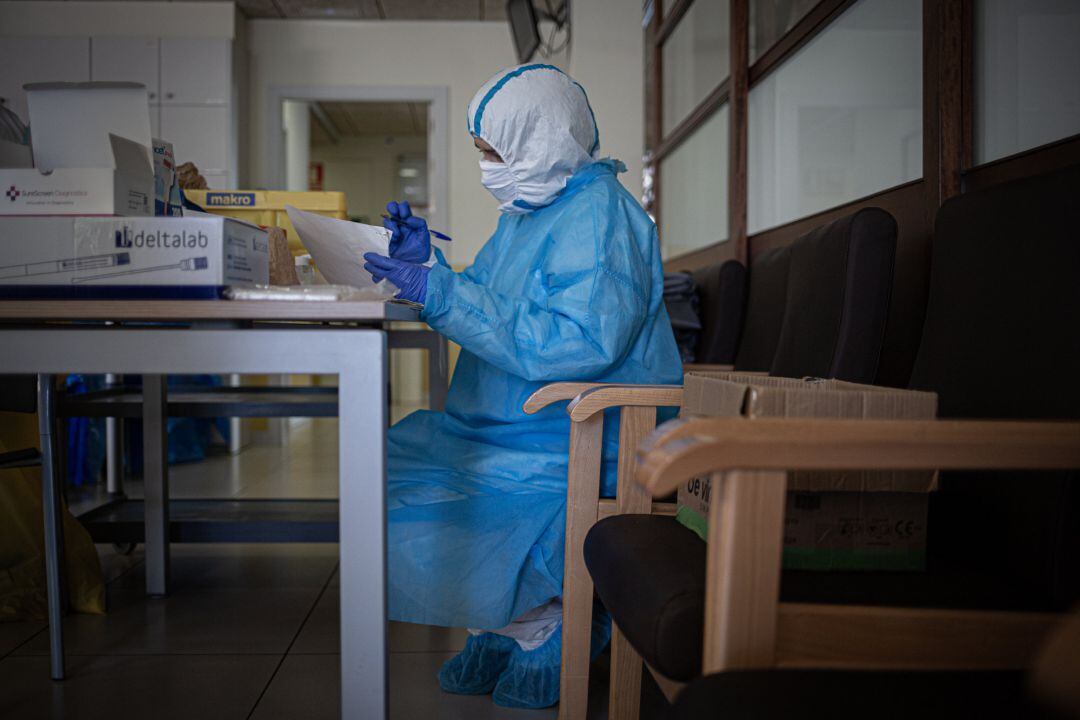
692,260,747,364
769,207,897,383
732,246,791,372
0,375,36,414
909,163,1080,609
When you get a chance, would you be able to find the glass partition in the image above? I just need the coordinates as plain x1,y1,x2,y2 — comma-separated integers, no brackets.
747,0,922,233
660,105,729,259
974,0,1080,164
749,0,818,62
662,0,730,135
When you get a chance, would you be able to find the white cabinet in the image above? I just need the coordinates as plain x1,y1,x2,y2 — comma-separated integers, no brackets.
161,104,230,175
160,37,230,105
1,34,237,185
0,37,91,122
91,37,160,100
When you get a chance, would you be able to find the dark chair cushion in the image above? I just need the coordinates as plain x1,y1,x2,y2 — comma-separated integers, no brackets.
585,514,706,681
692,261,747,365
668,669,1048,720
586,512,1059,683
908,163,1080,611
0,375,37,413
733,246,791,372
770,207,897,384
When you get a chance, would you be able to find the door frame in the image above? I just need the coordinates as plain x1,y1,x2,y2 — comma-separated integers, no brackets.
264,84,450,235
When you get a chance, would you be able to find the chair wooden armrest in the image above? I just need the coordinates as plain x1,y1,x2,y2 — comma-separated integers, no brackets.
635,417,1080,497
566,384,683,422
522,382,609,414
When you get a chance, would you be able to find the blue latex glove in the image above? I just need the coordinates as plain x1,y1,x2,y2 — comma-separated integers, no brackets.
363,253,429,304
383,200,450,264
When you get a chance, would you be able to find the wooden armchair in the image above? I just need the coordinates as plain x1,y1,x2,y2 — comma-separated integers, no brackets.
598,416,1080,709
523,205,901,719
523,382,683,720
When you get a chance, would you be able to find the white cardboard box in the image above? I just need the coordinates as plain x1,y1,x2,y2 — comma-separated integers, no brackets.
0,83,155,216
0,214,268,297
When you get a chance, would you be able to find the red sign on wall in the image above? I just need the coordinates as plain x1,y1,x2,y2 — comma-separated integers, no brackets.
309,162,324,191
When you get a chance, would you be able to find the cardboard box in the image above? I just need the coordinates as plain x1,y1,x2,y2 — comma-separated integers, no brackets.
676,372,938,571
0,83,154,216
783,491,928,571
0,214,268,298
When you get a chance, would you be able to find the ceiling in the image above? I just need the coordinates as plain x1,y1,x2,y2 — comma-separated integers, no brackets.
311,101,428,143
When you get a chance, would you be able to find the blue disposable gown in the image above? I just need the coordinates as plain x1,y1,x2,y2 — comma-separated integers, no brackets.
387,160,683,629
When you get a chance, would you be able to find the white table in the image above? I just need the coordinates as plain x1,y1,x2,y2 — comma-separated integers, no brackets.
0,299,425,719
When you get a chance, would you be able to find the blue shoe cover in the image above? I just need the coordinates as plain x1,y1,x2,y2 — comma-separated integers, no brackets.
437,632,516,695
491,608,611,710
492,628,563,709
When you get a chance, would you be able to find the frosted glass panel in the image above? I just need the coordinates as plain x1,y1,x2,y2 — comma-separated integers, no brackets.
975,0,1080,164
750,0,818,62
663,0,730,135
660,106,729,259
747,0,922,234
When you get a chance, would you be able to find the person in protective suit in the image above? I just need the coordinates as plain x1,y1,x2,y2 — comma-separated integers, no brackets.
363,63,683,709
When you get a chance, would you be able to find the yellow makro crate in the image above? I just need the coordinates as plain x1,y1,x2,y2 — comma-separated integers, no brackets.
183,190,348,255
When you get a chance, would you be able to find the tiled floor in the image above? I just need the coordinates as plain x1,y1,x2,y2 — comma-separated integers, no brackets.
0,418,670,719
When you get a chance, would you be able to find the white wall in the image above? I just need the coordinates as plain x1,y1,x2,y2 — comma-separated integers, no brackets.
569,0,646,201
282,100,310,191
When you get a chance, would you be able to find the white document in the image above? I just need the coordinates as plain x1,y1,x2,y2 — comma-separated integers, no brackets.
285,205,396,296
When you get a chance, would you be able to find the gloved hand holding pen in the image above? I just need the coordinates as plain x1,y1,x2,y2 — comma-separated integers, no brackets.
382,200,451,264
363,252,429,304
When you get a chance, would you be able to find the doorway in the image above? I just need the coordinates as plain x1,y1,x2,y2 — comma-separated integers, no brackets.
266,85,449,236
270,87,450,413
304,101,431,227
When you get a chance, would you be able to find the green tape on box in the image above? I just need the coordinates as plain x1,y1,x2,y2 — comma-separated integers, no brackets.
675,505,708,542
781,548,926,572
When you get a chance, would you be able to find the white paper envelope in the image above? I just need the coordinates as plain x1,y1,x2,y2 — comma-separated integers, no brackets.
285,205,396,295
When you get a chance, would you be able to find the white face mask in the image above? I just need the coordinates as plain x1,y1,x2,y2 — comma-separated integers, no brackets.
479,160,521,212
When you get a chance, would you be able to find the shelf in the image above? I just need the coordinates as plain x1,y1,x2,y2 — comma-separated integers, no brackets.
79,498,340,543
59,385,339,418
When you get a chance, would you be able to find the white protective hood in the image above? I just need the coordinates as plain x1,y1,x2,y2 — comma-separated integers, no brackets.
467,64,600,213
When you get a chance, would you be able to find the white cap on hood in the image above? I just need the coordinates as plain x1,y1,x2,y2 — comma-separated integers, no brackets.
467,63,600,213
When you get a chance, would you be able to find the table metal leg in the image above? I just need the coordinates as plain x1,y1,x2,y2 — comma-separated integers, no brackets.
37,374,66,681
428,335,448,411
339,331,388,719
142,374,170,596
105,373,123,496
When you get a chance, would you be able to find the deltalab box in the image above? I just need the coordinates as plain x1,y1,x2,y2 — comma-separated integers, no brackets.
0,214,268,298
